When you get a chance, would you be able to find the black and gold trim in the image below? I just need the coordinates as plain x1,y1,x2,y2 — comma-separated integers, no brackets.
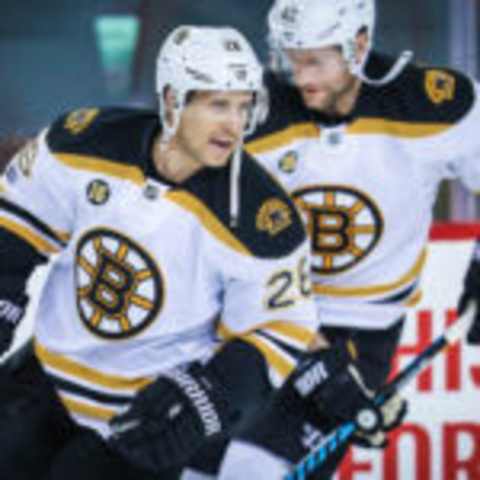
47,107,159,185
176,153,306,259
313,249,427,298
166,190,253,256
55,153,145,185
217,320,316,380
0,198,69,253
245,55,475,155
35,340,153,421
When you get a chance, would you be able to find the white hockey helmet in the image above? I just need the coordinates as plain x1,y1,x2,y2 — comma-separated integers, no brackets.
156,25,266,141
268,0,375,75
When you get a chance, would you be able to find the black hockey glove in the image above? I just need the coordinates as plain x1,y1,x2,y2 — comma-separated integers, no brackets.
458,239,480,344
288,345,385,437
109,362,232,474
0,293,28,356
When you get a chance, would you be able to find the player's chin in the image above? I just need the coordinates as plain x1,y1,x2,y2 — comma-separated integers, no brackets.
301,91,331,111
205,148,234,168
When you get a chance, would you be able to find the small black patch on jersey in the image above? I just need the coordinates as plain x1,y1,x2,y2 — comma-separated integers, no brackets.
180,153,306,259
46,107,159,171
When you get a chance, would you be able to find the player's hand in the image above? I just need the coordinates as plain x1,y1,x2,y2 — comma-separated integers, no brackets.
286,344,406,444
109,362,230,473
457,239,480,344
0,293,28,356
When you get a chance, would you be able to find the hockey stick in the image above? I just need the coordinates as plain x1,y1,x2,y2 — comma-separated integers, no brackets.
285,305,475,480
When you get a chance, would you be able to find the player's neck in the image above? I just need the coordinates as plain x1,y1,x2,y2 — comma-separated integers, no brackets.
333,77,362,116
152,135,201,184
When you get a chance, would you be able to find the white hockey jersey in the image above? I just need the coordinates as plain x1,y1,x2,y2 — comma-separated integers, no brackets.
0,108,317,436
246,53,480,330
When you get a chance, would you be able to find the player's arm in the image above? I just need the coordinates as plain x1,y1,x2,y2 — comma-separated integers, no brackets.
433,74,480,343
0,132,74,354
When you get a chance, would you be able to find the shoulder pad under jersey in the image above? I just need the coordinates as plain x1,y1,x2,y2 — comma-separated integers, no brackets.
355,52,475,125
168,152,306,259
46,107,159,180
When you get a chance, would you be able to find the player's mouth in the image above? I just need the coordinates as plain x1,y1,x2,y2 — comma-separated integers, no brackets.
209,138,236,153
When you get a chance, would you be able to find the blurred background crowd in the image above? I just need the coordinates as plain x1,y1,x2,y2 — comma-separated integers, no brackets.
0,0,478,218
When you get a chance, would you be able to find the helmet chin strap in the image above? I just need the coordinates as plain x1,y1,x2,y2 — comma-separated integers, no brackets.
229,140,243,228
354,49,413,86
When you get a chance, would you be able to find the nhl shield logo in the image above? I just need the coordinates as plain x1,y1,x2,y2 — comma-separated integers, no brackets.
278,151,298,174
87,179,110,205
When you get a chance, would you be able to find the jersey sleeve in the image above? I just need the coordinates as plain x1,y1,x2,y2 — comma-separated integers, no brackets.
0,129,74,256
218,237,318,386
444,80,480,192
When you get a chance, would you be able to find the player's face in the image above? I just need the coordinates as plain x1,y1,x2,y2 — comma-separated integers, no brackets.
285,46,358,114
175,91,253,169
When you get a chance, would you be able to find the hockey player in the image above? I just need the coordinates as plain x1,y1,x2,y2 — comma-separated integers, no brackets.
221,0,480,476
0,25,391,480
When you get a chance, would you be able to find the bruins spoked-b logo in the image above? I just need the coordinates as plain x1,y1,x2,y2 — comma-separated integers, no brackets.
75,229,163,339
292,185,383,274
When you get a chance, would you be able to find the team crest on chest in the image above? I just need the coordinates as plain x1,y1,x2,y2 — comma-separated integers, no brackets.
292,185,383,274
256,197,292,236
75,229,164,339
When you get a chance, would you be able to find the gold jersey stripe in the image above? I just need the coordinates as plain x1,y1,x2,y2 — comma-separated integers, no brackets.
166,191,252,256
0,217,59,254
34,341,153,391
313,249,427,297
242,333,295,379
59,395,116,421
347,118,453,138
404,289,423,307
217,320,316,348
245,123,320,155
54,153,145,185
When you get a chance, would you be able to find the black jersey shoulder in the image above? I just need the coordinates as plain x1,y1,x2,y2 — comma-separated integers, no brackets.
46,107,159,171
247,71,316,143
355,52,475,125
179,152,306,259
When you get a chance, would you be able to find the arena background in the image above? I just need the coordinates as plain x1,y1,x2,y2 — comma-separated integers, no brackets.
1,1,480,478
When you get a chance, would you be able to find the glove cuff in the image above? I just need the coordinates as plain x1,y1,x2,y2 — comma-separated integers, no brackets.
164,364,227,437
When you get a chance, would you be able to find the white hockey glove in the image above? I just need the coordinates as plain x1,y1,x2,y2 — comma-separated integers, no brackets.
351,392,408,448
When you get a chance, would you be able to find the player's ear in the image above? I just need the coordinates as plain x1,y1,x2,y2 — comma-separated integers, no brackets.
355,29,369,65
163,86,176,126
